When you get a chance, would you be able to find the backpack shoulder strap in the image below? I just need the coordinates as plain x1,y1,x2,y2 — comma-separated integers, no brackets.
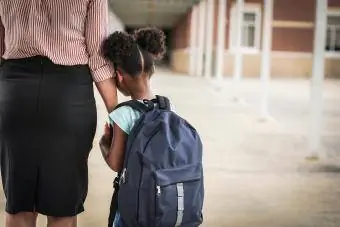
114,100,152,113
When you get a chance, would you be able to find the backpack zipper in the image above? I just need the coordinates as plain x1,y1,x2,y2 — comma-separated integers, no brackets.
120,116,146,174
120,168,127,184
118,115,147,186
156,185,161,196
136,125,163,223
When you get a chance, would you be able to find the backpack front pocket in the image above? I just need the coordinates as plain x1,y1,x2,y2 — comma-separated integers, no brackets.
154,163,204,227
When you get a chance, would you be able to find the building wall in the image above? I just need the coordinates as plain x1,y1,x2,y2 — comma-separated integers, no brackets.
329,0,340,7
171,0,340,78
170,8,191,73
270,0,340,78
220,53,313,78
327,0,340,78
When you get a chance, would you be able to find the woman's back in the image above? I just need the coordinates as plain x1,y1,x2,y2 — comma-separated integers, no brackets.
0,0,110,81
0,1,117,226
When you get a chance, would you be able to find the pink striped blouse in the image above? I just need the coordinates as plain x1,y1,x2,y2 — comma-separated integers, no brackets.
0,0,114,82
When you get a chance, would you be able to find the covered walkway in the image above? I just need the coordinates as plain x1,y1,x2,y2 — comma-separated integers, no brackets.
88,73,340,227
92,0,339,226
107,0,340,159
1,0,339,226
1,71,338,226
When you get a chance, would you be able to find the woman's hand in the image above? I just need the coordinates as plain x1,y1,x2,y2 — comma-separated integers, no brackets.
103,122,113,140
99,123,113,158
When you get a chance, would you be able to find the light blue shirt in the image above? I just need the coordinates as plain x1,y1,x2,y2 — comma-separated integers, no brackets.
109,105,142,135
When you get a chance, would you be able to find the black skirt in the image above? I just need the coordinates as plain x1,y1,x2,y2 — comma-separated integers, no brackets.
0,56,97,217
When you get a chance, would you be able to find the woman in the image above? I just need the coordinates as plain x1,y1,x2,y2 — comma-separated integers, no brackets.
0,0,117,227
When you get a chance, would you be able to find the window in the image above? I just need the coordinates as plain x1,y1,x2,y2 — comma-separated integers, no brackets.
230,4,261,53
325,14,340,53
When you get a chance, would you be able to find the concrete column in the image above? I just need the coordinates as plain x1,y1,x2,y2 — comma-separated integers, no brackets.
204,0,214,79
189,5,199,76
196,1,206,77
215,0,227,81
309,0,328,158
233,0,244,83
260,0,274,119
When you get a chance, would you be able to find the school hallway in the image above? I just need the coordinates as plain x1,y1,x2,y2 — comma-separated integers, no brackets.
0,70,340,227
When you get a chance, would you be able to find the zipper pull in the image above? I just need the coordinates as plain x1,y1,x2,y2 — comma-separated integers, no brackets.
156,185,161,196
120,168,127,184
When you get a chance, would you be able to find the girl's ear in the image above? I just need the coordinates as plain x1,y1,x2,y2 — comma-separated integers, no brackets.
116,70,124,83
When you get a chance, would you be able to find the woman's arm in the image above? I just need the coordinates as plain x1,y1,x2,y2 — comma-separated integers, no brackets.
95,80,117,112
85,0,117,112
0,16,5,59
105,123,127,172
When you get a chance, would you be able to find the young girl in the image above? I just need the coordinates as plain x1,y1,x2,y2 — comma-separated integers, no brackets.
99,27,166,226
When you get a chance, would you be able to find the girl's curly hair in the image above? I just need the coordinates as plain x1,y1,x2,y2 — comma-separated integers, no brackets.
102,27,166,77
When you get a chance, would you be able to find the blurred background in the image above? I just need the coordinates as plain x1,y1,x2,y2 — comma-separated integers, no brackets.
1,0,340,226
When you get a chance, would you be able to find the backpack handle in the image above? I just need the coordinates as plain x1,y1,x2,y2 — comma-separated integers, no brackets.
114,96,171,113
114,100,152,113
154,95,171,111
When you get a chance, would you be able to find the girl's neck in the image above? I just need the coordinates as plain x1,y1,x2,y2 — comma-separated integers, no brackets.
130,76,154,100
130,89,154,100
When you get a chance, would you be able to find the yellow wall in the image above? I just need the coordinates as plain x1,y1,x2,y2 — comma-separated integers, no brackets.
171,50,340,78
325,58,340,78
223,54,340,78
170,49,190,73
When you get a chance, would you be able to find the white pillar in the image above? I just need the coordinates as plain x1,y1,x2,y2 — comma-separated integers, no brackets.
108,10,125,32
204,0,214,79
215,0,227,81
189,5,199,76
309,0,328,157
233,0,244,83
196,1,206,77
260,0,274,119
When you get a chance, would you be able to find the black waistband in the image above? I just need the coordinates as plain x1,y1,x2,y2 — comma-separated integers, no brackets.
0,56,93,84
2,55,87,67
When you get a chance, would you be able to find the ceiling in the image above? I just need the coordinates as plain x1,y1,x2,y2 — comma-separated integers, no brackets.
109,0,201,28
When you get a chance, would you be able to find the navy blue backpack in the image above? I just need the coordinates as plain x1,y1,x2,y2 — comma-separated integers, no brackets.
108,96,204,227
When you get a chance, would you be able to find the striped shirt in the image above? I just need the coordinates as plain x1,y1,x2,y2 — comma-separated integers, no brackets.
0,0,114,82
